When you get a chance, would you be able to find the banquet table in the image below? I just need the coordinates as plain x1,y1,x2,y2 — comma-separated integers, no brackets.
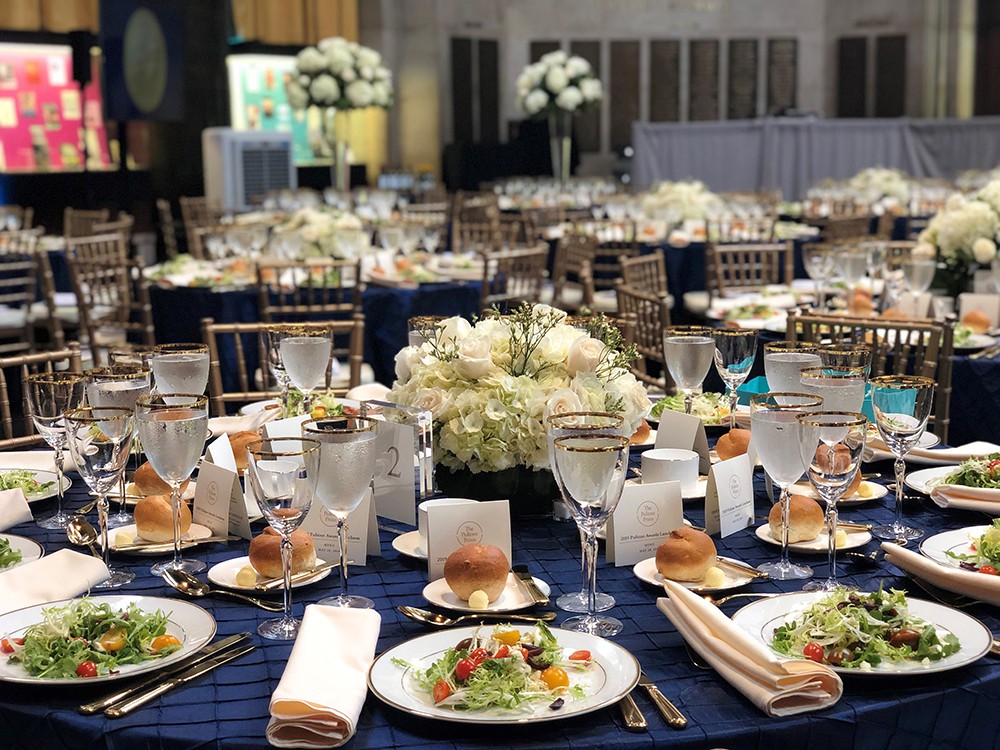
4,446,1000,750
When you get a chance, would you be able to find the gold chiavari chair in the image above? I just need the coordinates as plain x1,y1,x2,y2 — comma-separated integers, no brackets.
549,232,596,313
63,207,111,238
0,343,82,449
156,198,180,259
480,244,549,313
257,258,363,324
0,233,42,355
706,241,794,300
615,281,671,390
620,252,669,297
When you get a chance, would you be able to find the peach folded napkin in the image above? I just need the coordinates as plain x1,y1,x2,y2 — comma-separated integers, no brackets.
882,541,1000,606
0,489,32,531
867,439,1000,466
267,605,381,748
207,409,279,436
0,549,109,615
930,484,1000,515
657,581,842,717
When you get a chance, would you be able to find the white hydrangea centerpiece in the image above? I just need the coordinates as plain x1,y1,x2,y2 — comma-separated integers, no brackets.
285,36,393,111
847,167,912,211
274,207,366,258
641,180,724,222
516,50,603,118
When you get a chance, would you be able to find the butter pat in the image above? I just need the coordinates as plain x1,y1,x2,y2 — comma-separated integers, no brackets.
702,566,726,588
235,566,258,587
834,529,848,548
468,589,490,610
114,530,134,547
857,481,873,498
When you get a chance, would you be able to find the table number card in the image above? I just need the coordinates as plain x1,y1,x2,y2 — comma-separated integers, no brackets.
606,481,683,566
425,499,511,580
193,459,252,540
654,409,711,473
361,400,434,525
703,454,754,537
300,487,380,562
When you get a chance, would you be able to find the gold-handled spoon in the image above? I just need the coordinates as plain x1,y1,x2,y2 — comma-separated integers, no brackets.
161,568,284,612
397,605,557,627
66,516,103,560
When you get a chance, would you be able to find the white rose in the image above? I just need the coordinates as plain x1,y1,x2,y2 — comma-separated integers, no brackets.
566,336,605,377
394,346,423,382
580,78,603,102
912,242,937,259
540,50,568,66
516,72,534,95
309,74,340,105
455,335,495,379
345,80,375,107
359,65,375,81
565,56,591,78
411,388,445,418
973,237,997,263
438,316,472,341
543,388,584,421
945,193,967,212
318,36,349,53
285,81,309,109
523,89,549,115
357,47,381,69
545,65,569,94
300,225,319,243
372,80,392,106
295,47,328,75
528,63,547,86
333,213,362,231
555,86,583,111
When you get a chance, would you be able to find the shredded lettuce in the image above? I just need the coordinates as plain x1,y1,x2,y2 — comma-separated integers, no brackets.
282,390,345,419
0,469,54,497
650,393,730,425
945,519,1000,567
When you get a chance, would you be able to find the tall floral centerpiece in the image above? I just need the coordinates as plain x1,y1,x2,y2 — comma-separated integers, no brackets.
273,207,366,258
388,304,649,517
517,51,603,184
641,180,723,222
285,37,393,191
847,167,912,213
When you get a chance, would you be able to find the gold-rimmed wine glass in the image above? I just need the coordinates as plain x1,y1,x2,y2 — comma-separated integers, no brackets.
763,341,821,394
277,325,333,410
261,325,294,416
712,328,758,429
662,326,716,414
151,343,210,397
799,366,867,413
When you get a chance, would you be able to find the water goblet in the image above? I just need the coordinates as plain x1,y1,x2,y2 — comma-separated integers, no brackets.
797,411,868,591
870,375,936,543
24,372,85,529
901,256,937,295
712,329,758,429
379,224,405,254
244,437,320,640
151,344,210,398
662,326,716,414
836,247,869,296
799,367,867,412
401,224,423,257
750,392,824,580
422,227,441,254
109,345,160,373
763,342,821,394
802,244,835,308
278,326,333,407
304,416,379,609
64,406,136,587
136,393,209,575
817,343,873,379
262,325,294,415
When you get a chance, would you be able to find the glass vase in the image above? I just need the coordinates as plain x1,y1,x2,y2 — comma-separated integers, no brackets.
547,109,573,185
323,107,350,192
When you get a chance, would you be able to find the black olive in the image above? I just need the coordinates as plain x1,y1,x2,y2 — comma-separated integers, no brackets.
825,648,853,666
455,638,472,651
888,629,920,648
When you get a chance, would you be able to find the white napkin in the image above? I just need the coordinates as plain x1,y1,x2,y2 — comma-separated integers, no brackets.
0,449,77,473
867,439,1000,466
207,409,279,436
657,582,842,717
267,605,381,748
930,484,1000,515
0,488,31,531
0,549,109,615
883,541,1000,606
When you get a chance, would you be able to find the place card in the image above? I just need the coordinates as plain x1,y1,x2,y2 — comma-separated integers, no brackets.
299,488,380,563
261,414,310,440
426,499,511,580
606,481,683,566
654,409,711,473
362,400,434,525
204,433,237,473
703,454,755,538
958,292,1000,327
193,459,252,540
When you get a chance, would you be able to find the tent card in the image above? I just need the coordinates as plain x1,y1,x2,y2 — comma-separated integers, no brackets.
426,499,511,580
654,409,711,474
261,414,310,440
606,481,683,566
193,459,252,540
362,401,434,525
300,487,380,562
703,454,754,537
205,433,237,473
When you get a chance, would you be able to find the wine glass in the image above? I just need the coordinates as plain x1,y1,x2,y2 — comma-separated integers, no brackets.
64,406,136,588
24,372,85,529
799,367,867,412
763,342,821,394
864,241,887,299
712,329,758,429
870,375,936,543
836,247,869,294
797,411,867,591
901,256,937,295
244,437,320,640
303,416,379,609
552,433,630,636
278,326,332,407
262,325,294,415
750,392,824,580
401,224,423,257
662,326,716,414
818,343,873,379
379,224,405,253
151,344,210,398
546,412,624,615
136,394,209,575
802,244,835,308
422,227,441,254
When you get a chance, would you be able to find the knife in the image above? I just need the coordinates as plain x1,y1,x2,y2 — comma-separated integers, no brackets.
511,565,550,606
255,560,340,591
618,692,647,731
715,557,769,579
112,536,237,553
78,633,251,715
636,671,688,729
104,642,256,718
837,521,873,532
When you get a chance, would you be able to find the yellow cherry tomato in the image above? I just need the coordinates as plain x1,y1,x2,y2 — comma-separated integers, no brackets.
98,626,126,653
494,629,521,646
151,634,181,652
540,666,569,690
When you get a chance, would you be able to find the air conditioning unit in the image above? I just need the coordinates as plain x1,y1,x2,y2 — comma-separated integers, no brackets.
202,128,296,211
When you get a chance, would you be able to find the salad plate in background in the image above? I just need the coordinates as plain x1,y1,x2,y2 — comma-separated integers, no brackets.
953,333,996,351
648,393,730,432
904,466,957,495
422,574,551,613
0,469,71,504
0,534,43,570
920,525,994,570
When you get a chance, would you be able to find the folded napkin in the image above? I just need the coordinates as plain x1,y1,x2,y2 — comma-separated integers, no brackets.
0,549,109,615
207,409,279,436
0,488,32,531
657,581,842,717
930,484,1000,515
268,605,381,748
883,541,1000,606
0,449,77,473
867,439,1000,466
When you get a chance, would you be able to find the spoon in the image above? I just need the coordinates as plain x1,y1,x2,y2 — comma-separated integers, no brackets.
161,568,284,612
66,516,103,560
397,605,557,627
843,549,883,568
702,592,776,607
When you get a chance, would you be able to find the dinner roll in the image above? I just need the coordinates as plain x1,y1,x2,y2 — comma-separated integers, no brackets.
443,543,510,602
229,430,262,472
248,527,317,579
962,310,991,334
629,419,651,446
655,527,717,582
133,461,191,497
715,428,751,461
812,444,861,496
134,494,191,543
847,289,874,316
768,494,824,543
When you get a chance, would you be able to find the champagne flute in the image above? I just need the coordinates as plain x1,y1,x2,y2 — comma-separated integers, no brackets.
304,417,379,609
553,433,630,637
151,344,210,397
278,326,333,408
24,372,85,529
870,375,935,543
546,412,624,614
763,341,821,394
712,329,758,429
64,407,136,587
799,367,867,412
750,392,824,580
136,394,209,575
245,437,320,640
797,411,867,591
662,326,715,414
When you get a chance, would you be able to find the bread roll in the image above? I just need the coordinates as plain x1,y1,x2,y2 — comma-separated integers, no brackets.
248,527,317,579
768,494,824,543
133,461,191,497
812,444,861,496
629,419,651,445
847,289,874,316
962,310,991,334
655,527,717,582
134,494,192,543
229,430,262,472
443,543,510,602
716,428,751,461
844,469,863,498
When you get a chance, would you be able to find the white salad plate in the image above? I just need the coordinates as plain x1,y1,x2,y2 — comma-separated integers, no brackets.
904,466,956,495
789,480,888,507
919,526,990,569
0,595,216,685
754,524,871,553
108,523,214,554
367,625,640,724
207,555,331,591
0,533,43,569
1,469,73,504
238,399,280,416
865,432,941,463
731,591,992,675
954,333,997,351
632,555,755,593
422,573,551,613
392,530,426,560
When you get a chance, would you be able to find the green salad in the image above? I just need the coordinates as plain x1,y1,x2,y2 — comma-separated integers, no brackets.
945,519,1000,570
4,598,181,679
725,303,778,320
0,538,22,569
953,324,973,347
772,586,961,669
939,453,1000,490
282,390,345,419
650,392,730,425
0,469,54,497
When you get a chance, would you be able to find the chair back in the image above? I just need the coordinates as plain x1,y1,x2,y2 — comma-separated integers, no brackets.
0,344,82,449
0,233,41,355
593,223,638,291
63,207,111,238
620,252,668,297
820,215,873,243
480,244,549,313
179,196,223,256
707,241,794,299
615,281,670,389
156,199,180,259
257,258,363,324
550,232,596,312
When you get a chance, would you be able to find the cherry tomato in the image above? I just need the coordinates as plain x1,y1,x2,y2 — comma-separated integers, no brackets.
980,565,999,576
151,634,181,652
432,679,451,703
568,650,591,661
802,642,824,663
493,645,510,659
988,460,1000,479
76,661,98,678
519,647,531,661
455,658,478,682
98,626,126,653
540,666,569,690
0,637,23,654
468,648,489,665
494,630,521,646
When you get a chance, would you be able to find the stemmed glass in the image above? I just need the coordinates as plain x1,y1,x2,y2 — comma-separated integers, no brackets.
798,411,868,591
763,342,821,394
136,394,209,575
64,407,136,587
836,247,869,296
262,326,294,415
278,326,333,409
304,416,379,609
24,372,85,529
712,329,758,429
552,433,630,636
423,227,440,254
151,344,210,398
662,326,716,414
546,412,623,614
870,375,936,543
799,367,867,412
245,437,320,640
750,392,824,580
818,344,873,378
109,344,160,372
901,256,937,295
802,244,835,309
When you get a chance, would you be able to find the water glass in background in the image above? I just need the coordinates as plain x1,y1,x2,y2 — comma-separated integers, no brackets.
763,341,821,393
662,326,716,414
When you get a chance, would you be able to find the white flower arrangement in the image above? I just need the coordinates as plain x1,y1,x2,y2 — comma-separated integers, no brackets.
285,36,393,111
918,181,1000,267
275,207,366,258
388,305,649,474
641,180,724,221
847,167,912,205
517,50,603,118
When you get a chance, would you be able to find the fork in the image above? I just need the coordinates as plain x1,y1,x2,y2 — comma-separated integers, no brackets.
905,575,978,609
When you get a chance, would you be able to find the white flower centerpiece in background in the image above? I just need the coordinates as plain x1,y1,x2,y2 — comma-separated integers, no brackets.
847,167,912,214
273,207,367,259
